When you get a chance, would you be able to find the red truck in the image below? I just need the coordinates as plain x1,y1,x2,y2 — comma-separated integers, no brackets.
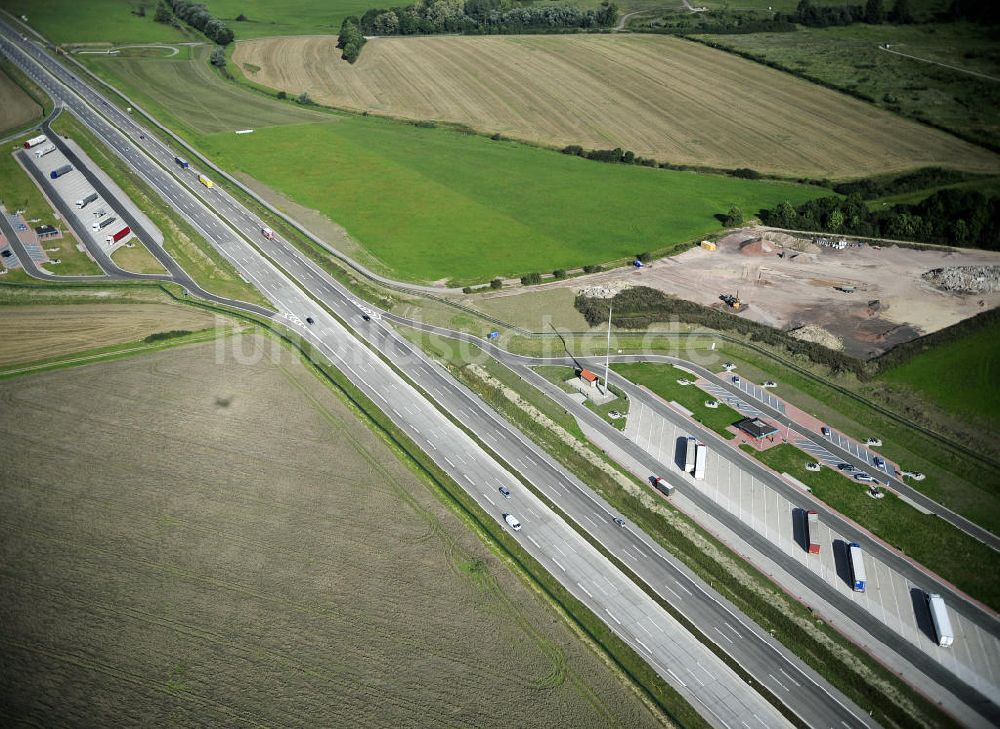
106,226,131,244
806,510,821,554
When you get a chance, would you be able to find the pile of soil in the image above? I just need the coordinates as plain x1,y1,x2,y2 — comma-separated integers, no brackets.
923,265,1000,294
788,324,844,351
740,238,775,256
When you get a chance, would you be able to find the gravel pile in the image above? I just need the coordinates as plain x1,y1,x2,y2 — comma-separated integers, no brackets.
922,265,1000,294
577,281,632,299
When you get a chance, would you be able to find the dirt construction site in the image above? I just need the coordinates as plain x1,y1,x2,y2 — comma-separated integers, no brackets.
574,229,1000,358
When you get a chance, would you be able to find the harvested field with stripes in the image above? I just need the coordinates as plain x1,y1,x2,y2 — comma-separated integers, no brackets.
232,34,999,179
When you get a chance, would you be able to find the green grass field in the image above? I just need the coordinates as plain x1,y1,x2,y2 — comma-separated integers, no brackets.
880,319,1000,429
1,0,189,43
80,46,329,138
698,22,1000,152
609,362,741,439
198,118,824,284
747,443,1000,611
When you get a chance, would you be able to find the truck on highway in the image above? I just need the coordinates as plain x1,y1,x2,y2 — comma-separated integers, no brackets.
106,226,130,245
261,226,275,240
34,144,55,158
75,192,98,209
683,436,696,473
927,593,954,647
174,156,189,169
806,511,820,554
198,174,213,188
50,164,72,179
92,216,116,231
23,134,46,149
693,442,707,481
848,543,866,592
653,476,674,497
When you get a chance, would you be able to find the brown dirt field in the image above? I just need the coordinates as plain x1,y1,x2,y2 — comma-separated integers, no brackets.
0,66,40,134
0,335,664,728
562,233,1000,358
0,303,221,365
233,34,1000,179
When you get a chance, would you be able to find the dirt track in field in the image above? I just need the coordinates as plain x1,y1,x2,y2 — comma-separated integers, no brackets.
233,34,1000,179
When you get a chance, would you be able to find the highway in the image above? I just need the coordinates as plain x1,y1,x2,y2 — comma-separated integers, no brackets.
0,22,859,729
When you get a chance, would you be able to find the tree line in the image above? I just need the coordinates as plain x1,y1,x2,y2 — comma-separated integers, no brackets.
760,188,1000,251
357,0,617,38
338,18,366,63
162,0,234,45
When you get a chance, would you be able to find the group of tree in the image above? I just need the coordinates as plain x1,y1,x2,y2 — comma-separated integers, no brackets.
357,0,617,38
760,188,1000,251
337,17,366,63
787,0,914,27
561,145,658,168
167,0,234,44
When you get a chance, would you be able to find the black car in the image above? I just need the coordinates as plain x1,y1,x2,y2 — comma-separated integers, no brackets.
837,463,854,472
305,316,314,325
362,314,371,321
1,249,11,258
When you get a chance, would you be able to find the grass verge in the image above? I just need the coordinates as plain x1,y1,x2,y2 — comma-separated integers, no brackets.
533,364,630,430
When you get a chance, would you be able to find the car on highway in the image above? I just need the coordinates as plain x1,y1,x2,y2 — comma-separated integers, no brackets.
361,314,371,321
854,472,874,482
613,517,626,527
873,456,885,468
498,486,511,499
821,426,831,437
305,316,314,325
502,513,521,531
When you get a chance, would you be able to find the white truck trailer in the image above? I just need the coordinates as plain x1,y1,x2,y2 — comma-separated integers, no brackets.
927,594,954,647
683,436,696,473
848,543,866,592
693,443,707,481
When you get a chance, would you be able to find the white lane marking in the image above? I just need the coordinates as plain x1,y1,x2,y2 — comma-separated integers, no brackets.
723,621,740,637
552,557,565,572
444,457,455,468
577,582,593,598
714,627,734,644
584,514,600,528
527,535,540,548
462,474,473,485
622,547,637,561
667,669,687,688
637,622,653,637
675,579,693,595
635,639,652,655
778,668,801,687
483,494,495,506
662,583,682,601
605,608,621,625
768,674,790,692
696,661,715,681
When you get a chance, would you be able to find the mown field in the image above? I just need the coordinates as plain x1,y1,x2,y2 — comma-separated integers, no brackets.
698,21,1000,152
0,66,40,134
232,33,999,179
0,0,188,43
199,117,824,284
0,303,219,366
81,45,329,138
880,318,1000,430
0,335,662,728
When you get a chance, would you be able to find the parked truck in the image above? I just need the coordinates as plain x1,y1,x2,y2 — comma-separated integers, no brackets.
34,144,55,158
106,226,130,245
806,511,821,554
653,476,674,497
75,192,99,209
50,164,73,179
693,443,707,481
927,594,954,647
92,216,117,231
198,174,213,188
174,156,189,169
23,134,47,149
683,436,696,473
848,543,866,592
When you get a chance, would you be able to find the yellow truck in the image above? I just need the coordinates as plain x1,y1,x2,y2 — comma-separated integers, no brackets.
198,174,214,189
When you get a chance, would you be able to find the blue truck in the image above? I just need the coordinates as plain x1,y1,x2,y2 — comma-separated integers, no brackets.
50,164,72,179
174,156,189,169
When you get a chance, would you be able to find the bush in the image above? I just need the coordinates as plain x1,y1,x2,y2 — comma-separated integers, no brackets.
553,268,567,279
520,272,543,285
338,17,366,63
582,264,603,273
168,0,234,44
731,167,761,179
235,13,248,21
209,47,226,67
637,252,652,263
276,90,286,100
562,144,584,156
462,286,473,294
490,278,503,289
296,91,312,105
723,205,744,227
154,2,172,23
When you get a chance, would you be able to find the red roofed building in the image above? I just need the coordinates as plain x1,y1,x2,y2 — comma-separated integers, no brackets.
579,369,599,388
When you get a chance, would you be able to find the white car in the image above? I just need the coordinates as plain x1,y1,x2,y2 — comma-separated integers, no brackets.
805,462,821,472
854,472,874,482
503,513,522,531
763,380,777,388
866,437,883,447
704,400,719,409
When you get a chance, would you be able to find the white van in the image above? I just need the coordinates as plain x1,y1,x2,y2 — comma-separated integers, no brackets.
503,513,522,532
